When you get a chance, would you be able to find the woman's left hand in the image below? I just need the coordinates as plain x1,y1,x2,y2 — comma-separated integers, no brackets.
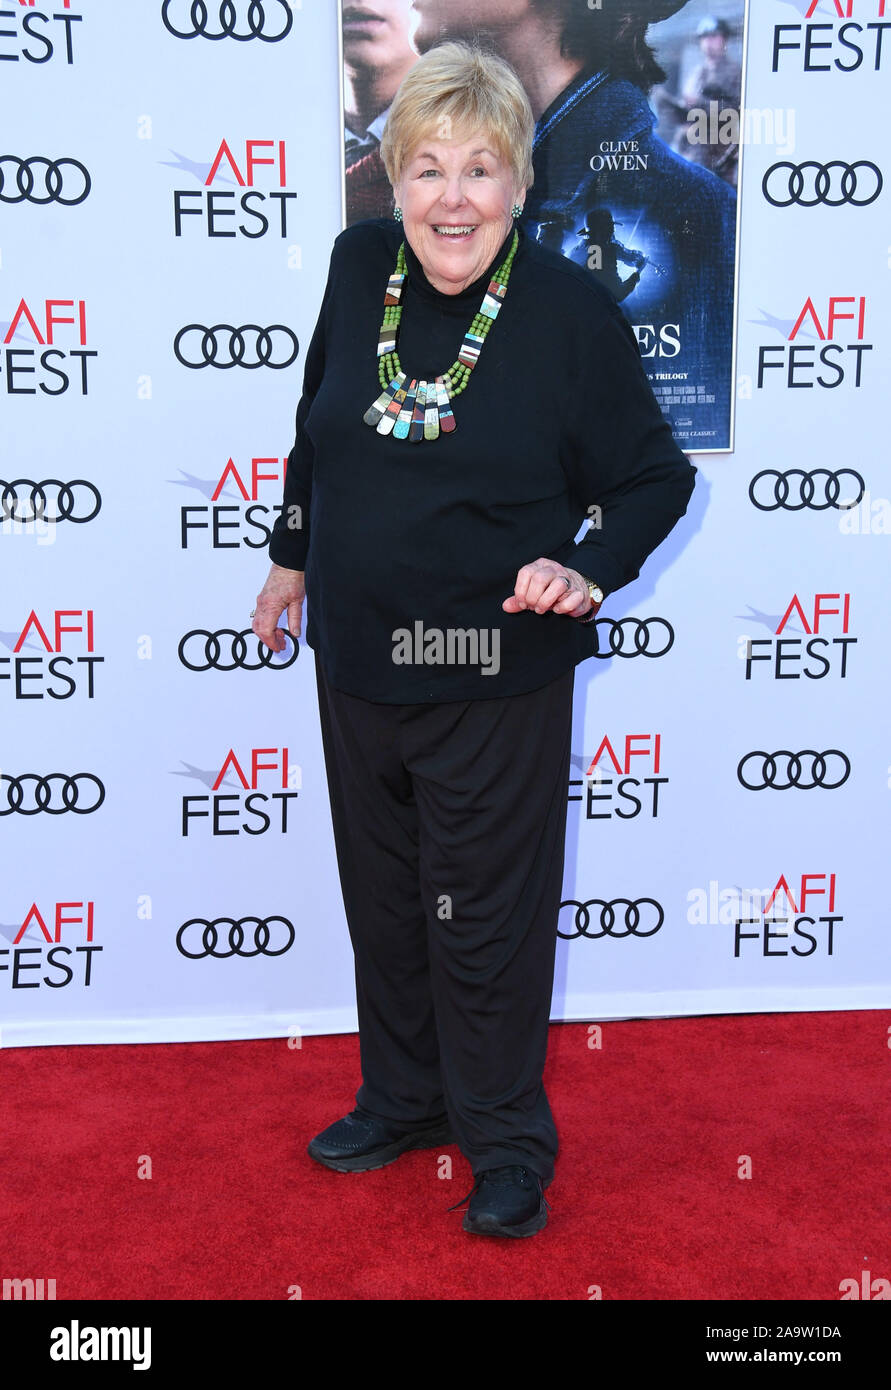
502,558,599,620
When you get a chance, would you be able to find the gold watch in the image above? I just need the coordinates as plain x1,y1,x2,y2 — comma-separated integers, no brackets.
577,575,604,624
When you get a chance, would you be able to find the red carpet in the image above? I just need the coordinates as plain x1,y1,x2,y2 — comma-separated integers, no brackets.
2,1013,888,1300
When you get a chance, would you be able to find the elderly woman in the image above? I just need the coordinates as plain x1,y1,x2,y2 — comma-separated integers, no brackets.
252,41,695,1238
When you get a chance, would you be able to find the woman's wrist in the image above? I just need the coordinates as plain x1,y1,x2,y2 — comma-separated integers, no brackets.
575,574,604,622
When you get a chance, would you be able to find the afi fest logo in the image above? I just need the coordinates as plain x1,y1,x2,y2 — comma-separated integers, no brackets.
172,139,298,239
0,610,102,699
2,298,96,395
733,873,842,958
757,296,871,389
179,746,300,836
3,0,80,65
772,0,890,73
569,734,668,820
742,593,855,680
177,453,296,550
0,901,101,990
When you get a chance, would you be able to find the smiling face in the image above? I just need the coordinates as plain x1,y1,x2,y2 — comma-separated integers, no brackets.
394,129,524,294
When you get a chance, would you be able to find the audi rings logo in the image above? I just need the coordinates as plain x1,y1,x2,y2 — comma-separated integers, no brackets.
591,618,674,659
762,160,883,208
0,156,91,206
557,898,664,939
178,628,298,671
748,468,865,512
737,750,851,791
173,324,299,370
2,479,101,524
161,0,293,41
0,773,105,816
176,916,295,959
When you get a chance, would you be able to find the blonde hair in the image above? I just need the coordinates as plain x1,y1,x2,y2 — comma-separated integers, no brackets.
379,41,534,195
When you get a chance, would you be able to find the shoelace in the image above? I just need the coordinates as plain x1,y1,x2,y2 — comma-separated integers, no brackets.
446,1165,551,1214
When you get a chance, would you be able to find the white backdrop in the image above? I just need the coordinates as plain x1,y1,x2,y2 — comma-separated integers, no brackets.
2,0,889,1048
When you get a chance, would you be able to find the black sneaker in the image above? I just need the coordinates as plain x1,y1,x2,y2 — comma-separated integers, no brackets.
307,1107,453,1173
450,1165,551,1237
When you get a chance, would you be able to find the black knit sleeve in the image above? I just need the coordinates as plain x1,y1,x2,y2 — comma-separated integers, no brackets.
560,298,697,596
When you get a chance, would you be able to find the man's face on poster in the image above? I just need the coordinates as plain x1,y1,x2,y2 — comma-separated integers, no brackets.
411,0,535,51
343,1,415,69
700,33,726,61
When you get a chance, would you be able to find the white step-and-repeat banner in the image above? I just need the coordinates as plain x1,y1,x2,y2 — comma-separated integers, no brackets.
3,0,889,1047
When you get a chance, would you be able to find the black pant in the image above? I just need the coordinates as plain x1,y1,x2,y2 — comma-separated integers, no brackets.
314,659,575,1183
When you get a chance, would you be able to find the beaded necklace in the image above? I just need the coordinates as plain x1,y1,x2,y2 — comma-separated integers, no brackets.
363,229,519,442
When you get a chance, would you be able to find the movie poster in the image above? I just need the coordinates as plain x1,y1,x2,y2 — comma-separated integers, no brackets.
340,1,747,452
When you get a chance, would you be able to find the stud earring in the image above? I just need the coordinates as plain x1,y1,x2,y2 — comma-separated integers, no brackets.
511,204,523,219
393,206,403,222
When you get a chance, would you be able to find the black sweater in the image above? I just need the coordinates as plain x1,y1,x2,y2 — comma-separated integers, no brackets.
268,217,696,703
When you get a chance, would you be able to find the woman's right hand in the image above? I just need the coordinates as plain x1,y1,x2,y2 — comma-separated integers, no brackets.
252,563,305,653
